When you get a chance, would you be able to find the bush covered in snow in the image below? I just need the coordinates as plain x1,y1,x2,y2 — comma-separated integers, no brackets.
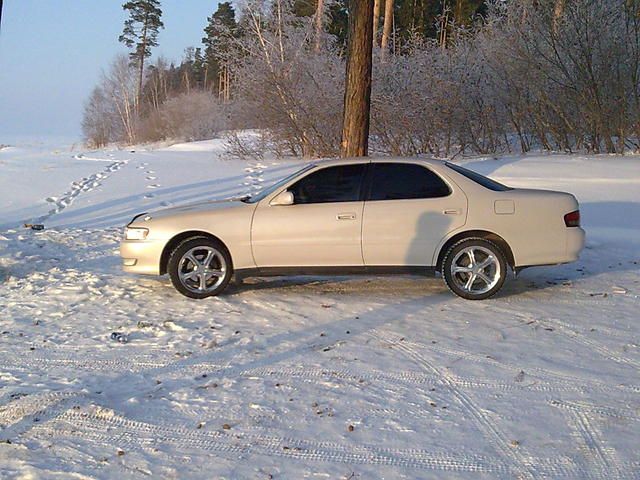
140,91,229,143
83,0,640,155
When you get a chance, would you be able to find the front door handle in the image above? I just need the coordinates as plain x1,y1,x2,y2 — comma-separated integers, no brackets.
337,213,356,220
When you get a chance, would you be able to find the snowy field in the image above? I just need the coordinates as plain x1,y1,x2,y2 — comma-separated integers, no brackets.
0,139,638,479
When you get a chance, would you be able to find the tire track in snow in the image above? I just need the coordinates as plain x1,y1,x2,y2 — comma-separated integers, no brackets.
237,364,632,396
0,390,84,443
418,341,640,395
551,401,624,480
549,399,640,422
33,159,127,224
0,350,172,374
540,318,640,370
0,391,79,428
367,329,541,480
3,332,634,401
488,307,640,370
23,405,510,475
5,398,623,478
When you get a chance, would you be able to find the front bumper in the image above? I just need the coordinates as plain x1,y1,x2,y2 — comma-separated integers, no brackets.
120,239,164,275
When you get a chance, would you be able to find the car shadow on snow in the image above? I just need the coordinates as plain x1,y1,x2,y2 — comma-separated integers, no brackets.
225,275,449,298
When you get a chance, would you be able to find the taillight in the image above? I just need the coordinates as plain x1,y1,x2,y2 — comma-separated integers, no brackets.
564,210,580,227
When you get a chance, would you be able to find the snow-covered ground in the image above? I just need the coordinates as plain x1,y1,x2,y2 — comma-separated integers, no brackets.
0,139,638,479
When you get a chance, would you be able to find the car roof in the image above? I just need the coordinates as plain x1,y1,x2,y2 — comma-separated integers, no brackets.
308,156,448,168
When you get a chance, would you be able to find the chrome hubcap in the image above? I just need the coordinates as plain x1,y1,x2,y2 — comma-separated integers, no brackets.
450,246,500,295
178,246,226,293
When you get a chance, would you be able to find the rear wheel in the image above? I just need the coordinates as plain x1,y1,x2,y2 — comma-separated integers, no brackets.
168,236,232,299
442,238,507,300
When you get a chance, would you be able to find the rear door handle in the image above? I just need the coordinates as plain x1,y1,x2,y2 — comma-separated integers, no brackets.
337,213,356,220
443,209,461,215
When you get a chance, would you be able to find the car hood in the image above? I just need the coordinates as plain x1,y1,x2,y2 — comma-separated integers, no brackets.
147,197,247,219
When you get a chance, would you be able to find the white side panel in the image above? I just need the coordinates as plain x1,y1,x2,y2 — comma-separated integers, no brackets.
251,201,365,267
362,194,467,266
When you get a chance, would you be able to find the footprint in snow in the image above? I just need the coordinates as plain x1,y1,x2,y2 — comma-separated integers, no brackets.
147,184,161,189
146,176,157,181
144,193,155,199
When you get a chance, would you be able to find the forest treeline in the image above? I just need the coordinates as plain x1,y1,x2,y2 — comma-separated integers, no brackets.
82,0,640,156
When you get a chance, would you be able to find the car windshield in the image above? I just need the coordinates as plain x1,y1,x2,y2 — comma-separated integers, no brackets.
241,164,316,204
445,162,512,192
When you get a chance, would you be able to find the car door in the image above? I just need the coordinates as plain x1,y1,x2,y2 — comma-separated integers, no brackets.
362,162,467,266
251,163,367,267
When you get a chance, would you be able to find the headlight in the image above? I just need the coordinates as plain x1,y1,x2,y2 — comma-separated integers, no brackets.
124,227,149,240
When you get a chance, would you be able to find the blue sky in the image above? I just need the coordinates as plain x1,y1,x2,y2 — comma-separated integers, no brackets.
0,1,221,142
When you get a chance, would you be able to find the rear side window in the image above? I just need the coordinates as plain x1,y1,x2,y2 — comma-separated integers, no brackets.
367,163,451,201
289,164,366,204
445,162,512,192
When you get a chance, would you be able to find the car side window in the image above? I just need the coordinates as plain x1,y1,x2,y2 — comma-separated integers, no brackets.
288,164,366,204
367,163,451,201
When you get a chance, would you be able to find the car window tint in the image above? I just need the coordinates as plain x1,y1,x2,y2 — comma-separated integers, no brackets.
289,164,366,204
368,163,451,200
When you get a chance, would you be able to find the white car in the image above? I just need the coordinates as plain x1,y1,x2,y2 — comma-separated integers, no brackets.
120,158,585,300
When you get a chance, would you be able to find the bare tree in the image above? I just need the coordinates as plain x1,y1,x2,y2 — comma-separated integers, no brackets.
230,0,343,158
380,0,394,59
372,0,380,47
144,56,170,111
103,55,138,144
314,0,325,51
341,0,375,156
552,0,565,33
82,87,116,147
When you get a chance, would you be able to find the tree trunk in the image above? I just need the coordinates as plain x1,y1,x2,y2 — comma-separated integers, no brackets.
136,13,150,116
341,0,374,157
315,0,325,52
380,0,393,60
372,0,380,47
552,0,565,34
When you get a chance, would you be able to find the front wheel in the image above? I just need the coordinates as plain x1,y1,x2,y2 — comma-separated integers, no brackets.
442,238,507,300
167,236,232,299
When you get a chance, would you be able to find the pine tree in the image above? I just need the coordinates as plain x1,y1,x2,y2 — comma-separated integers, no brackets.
324,0,486,49
380,0,394,59
341,0,375,156
202,2,238,96
119,0,164,112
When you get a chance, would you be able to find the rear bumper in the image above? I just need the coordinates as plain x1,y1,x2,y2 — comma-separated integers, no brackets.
566,227,586,262
120,239,163,275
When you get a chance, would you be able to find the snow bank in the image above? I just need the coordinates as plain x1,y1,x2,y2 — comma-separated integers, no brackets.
0,143,638,478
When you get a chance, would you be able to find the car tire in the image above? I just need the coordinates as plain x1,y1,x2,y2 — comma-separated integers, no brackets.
167,236,233,299
442,238,507,300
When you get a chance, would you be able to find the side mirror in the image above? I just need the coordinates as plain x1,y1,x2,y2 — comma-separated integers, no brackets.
270,190,294,206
